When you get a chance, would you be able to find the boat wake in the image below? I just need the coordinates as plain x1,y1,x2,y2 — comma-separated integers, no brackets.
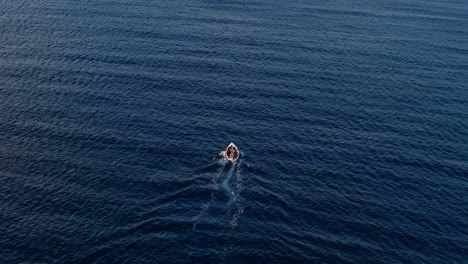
193,155,245,230
229,164,244,228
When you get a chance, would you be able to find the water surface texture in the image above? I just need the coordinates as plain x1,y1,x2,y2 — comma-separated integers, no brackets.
1,0,467,263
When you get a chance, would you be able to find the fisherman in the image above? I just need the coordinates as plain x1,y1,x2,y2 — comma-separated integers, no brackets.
231,148,237,159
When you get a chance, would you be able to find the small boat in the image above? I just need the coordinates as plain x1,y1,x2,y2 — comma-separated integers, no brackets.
224,142,240,162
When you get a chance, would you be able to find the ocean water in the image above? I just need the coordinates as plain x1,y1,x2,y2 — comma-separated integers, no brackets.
0,0,467,263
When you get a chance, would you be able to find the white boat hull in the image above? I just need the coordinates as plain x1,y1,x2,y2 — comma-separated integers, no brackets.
223,142,239,162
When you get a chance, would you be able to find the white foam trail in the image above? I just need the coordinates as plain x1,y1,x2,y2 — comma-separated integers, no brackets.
229,161,245,228
194,157,247,230
192,164,225,229
222,165,237,204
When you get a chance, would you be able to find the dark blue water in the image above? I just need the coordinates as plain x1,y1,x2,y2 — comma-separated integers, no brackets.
1,0,467,263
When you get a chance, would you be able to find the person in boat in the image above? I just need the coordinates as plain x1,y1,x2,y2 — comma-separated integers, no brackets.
227,147,234,158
